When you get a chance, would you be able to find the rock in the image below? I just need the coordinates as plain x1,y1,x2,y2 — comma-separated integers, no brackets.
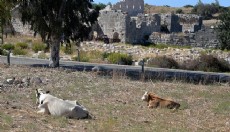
6,78,15,84
30,77,42,85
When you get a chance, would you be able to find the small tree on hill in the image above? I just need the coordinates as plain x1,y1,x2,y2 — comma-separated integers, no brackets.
16,0,98,67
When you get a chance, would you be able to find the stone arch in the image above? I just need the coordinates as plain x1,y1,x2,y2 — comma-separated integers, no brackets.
112,32,120,43
160,24,170,33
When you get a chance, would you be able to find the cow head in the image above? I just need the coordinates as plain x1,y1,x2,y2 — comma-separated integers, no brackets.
141,91,149,101
35,89,50,105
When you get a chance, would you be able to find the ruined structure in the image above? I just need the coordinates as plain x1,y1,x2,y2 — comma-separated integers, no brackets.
112,0,144,16
6,0,219,48
92,0,211,47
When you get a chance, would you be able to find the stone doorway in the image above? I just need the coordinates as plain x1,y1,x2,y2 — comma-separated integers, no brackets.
112,32,120,42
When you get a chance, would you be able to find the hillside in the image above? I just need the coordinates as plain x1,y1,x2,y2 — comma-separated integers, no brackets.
144,5,193,14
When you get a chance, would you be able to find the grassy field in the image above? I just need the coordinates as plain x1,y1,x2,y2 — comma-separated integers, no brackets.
0,64,230,131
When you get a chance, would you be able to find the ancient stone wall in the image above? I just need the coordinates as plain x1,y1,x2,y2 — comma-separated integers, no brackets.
161,14,202,33
126,14,161,43
149,27,219,48
177,14,202,33
112,0,144,16
96,9,129,43
8,7,34,36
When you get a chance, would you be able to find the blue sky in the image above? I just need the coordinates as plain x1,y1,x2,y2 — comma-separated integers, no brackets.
93,0,230,7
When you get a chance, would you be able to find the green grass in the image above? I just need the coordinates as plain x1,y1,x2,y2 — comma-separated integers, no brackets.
0,112,13,130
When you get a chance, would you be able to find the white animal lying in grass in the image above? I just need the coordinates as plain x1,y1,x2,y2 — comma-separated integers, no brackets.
35,89,90,119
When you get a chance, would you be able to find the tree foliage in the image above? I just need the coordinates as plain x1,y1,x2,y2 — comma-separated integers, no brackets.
16,0,98,67
0,0,18,44
191,0,220,19
92,2,106,12
216,10,230,50
0,0,17,25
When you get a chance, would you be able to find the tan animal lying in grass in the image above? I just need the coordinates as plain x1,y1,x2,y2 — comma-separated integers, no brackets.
35,89,90,119
141,91,180,110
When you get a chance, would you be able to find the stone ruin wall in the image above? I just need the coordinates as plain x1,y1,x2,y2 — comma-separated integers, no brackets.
112,0,144,16
96,9,128,43
126,14,161,43
177,14,203,33
150,27,219,49
4,7,34,36
160,14,202,33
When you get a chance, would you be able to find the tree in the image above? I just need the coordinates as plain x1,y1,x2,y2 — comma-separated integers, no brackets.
216,10,230,50
92,2,106,11
17,0,98,67
0,0,17,44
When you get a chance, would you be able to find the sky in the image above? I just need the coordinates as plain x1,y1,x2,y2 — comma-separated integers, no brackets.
93,0,230,7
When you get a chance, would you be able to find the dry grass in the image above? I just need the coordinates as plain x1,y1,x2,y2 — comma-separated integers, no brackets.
0,65,230,131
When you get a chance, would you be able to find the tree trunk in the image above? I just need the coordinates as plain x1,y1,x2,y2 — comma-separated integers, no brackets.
49,36,60,67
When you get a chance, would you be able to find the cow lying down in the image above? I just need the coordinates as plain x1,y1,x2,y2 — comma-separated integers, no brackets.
141,91,180,110
35,89,90,119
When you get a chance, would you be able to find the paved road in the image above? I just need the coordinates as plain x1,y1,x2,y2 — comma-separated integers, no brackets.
0,55,230,84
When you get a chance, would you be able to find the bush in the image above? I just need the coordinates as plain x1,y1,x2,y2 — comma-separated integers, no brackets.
184,54,230,72
38,52,48,59
176,9,184,14
0,48,8,55
15,42,29,49
32,42,46,53
13,47,28,55
183,5,193,8
147,56,179,69
154,43,168,49
61,46,74,55
107,53,133,65
72,50,104,62
1,43,15,50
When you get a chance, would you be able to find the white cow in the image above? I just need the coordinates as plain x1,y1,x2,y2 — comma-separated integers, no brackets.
35,89,90,119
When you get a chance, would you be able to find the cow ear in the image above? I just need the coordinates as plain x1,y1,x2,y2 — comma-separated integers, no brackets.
46,91,50,94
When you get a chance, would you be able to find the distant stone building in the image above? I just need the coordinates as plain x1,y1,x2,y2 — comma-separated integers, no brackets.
92,0,203,45
112,0,144,16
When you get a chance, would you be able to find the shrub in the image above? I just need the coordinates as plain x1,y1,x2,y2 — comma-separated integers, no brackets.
1,43,15,50
72,50,104,62
183,5,193,8
0,48,8,55
12,47,28,55
61,46,74,55
38,52,48,59
32,42,46,53
147,56,179,69
176,9,184,14
107,53,133,65
15,42,29,49
184,54,230,72
153,43,168,49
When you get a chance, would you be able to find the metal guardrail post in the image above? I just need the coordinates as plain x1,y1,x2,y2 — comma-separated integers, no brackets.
141,59,144,73
7,50,11,65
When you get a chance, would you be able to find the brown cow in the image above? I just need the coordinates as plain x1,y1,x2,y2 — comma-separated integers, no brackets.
141,91,180,110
